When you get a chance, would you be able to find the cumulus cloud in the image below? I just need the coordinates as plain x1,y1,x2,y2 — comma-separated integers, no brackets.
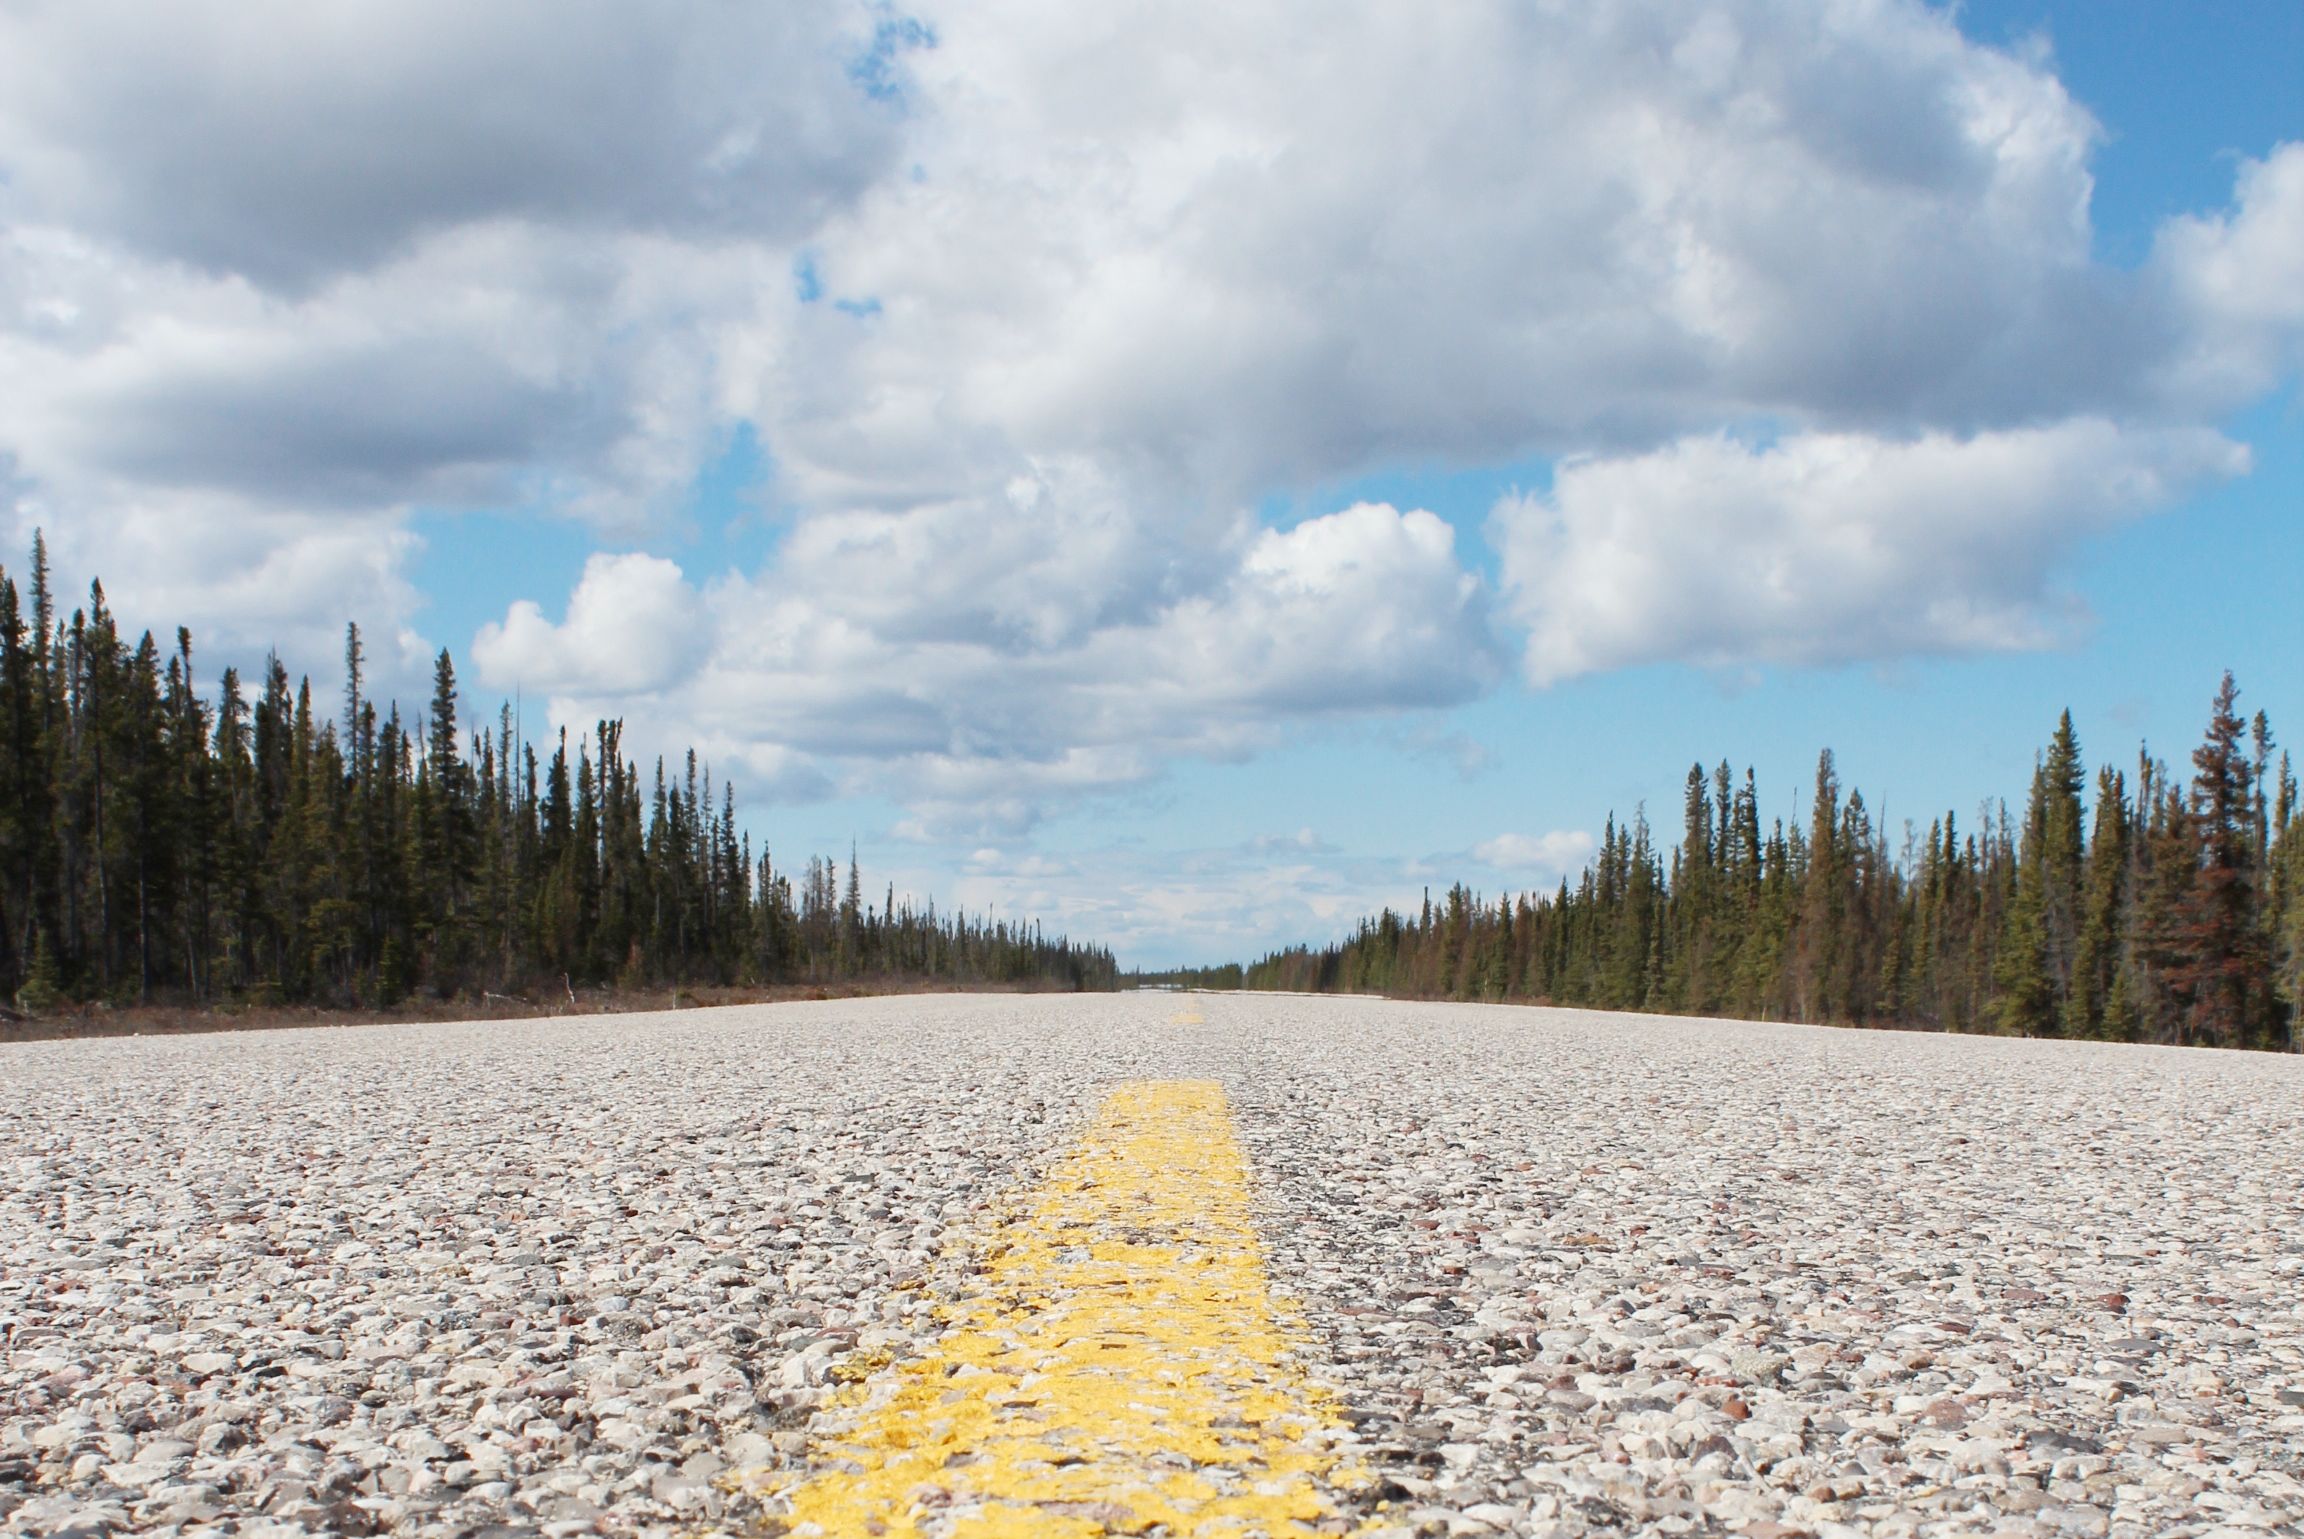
480,500,1496,814
0,217,784,580
1133,504,1495,718
0,1,884,686
0,0,2297,835
1472,831,1601,876
773,0,2134,509
472,552,706,695
0,488,433,681
1250,829,1333,855
0,0,895,287
929,835,1419,966
916,824,1607,965
1494,420,2249,683
2150,143,2304,407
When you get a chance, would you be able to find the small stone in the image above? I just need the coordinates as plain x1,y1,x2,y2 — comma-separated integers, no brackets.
722,1432,773,1468
7,993,2302,1539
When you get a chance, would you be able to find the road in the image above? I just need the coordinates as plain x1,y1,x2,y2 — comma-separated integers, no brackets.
4,992,2300,1537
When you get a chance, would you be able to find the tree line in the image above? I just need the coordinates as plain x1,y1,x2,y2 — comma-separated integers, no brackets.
0,536,1117,1012
1214,675,2298,1050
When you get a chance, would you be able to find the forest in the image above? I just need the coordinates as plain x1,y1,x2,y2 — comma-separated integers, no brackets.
0,536,1118,1013
1190,676,2300,1051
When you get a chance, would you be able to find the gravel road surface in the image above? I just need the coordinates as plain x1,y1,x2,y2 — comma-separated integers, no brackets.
4,993,2300,1538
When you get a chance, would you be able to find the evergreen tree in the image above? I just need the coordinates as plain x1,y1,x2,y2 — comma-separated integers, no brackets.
1792,750,1844,1021
1221,675,2291,1055
2037,712,2087,995
2066,766,2129,1039
1994,761,2058,1035
2172,674,2273,1047
1992,863,2054,1035
2273,752,2302,1039
0,537,1117,1010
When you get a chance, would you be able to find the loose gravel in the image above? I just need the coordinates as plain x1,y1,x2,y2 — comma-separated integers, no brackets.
4,994,2300,1538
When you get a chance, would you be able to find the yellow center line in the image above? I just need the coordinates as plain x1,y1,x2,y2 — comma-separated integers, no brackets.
742,1079,1368,1537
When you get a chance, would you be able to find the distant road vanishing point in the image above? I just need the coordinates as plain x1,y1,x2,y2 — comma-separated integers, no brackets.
4,993,2300,1536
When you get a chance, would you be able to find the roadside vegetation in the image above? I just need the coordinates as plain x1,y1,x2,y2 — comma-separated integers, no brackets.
0,535,1117,1022
1152,677,2301,1051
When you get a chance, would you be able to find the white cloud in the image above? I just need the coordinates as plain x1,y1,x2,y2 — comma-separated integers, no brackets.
1472,831,1600,876
0,1,894,287
917,836,1419,967
902,823,1607,965
2150,143,2304,407
0,2,878,684
0,0,2296,842
0,200,795,700
1493,419,2248,684
773,0,2129,512
472,551,705,695
481,499,1496,817
1134,503,1494,717
0,487,433,685
1250,829,1331,855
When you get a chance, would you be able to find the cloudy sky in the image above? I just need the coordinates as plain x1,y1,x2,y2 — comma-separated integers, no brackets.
3,0,2298,965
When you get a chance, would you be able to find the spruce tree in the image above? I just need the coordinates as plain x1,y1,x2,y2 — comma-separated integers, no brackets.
2037,711,2087,995
2174,674,2272,1047
1676,764,1715,1010
1793,750,1844,1021
17,926,60,1014
1992,875,2054,1036
2274,752,2301,1040
2066,767,2129,1039
1994,761,2058,1036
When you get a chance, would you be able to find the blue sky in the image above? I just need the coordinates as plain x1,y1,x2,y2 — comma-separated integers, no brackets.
3,0,2298,964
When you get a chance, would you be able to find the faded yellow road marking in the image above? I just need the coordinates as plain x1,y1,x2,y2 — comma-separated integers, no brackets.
749,1079,1367,1536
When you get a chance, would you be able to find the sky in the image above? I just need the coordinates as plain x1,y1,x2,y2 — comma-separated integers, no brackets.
1,0,2298,967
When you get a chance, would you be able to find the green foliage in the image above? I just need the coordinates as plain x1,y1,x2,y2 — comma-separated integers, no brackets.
1221,680,2296,1052
2276,751,2304,1022
0,538,1117,1008
1991,879,2055,1036
15,928,60,1014
2065,766,2129,1039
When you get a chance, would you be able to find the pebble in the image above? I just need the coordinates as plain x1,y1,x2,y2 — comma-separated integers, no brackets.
0,1000,1097,1537
1232,998,2304,1537
4,995,2300,1538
